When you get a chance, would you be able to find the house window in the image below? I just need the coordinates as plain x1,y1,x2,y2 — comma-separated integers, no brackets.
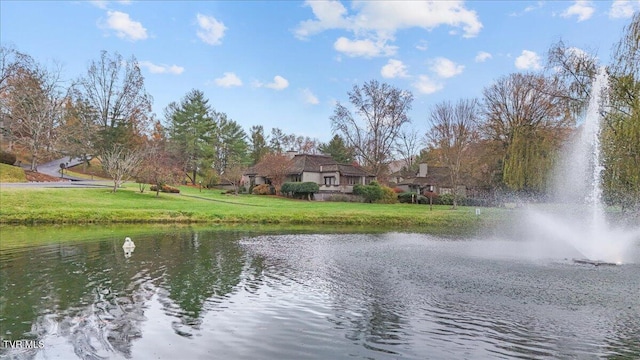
324,176,336,186
347,176,358,185
291,174,302,182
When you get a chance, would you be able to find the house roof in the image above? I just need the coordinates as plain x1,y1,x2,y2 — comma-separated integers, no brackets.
398,166,451,187
245,153,373,177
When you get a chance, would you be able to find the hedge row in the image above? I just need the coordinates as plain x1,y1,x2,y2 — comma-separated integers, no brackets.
281,182,319,200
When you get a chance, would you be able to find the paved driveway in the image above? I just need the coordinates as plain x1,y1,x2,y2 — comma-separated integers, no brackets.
0,180,113,188
35,157,87,180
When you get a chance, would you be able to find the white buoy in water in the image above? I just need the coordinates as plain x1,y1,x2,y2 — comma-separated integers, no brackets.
123,237,135,249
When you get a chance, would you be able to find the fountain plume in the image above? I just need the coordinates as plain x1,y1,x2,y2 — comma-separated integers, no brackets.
525,68,639,264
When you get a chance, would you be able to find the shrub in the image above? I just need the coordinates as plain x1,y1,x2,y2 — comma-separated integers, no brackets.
150,184,180,193
0,150,17,165
435,193,454,205
325,194,349,202
378,185,398,204
353,182,384,203
200,169,220,189
252,183,273,195
398,192,428,204
392,187,404,194
281,182,319,200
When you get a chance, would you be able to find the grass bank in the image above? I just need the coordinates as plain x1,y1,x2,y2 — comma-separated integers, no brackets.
0,184,503,230
0,163,26,182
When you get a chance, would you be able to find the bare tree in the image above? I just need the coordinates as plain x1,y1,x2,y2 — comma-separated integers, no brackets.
4,60,65,170
331,80,413,177
220,162,247,195
427,99,480,209
482,73,573,193
100,144,145,192
546,40,599,116
76,51,152,152
395,126,421,174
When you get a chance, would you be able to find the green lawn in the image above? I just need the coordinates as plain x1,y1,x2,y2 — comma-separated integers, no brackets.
0,183,503,230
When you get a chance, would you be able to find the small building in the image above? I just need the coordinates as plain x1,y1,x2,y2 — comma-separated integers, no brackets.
243,153,375,196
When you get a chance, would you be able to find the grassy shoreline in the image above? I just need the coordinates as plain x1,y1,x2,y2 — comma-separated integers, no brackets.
0,184,503,230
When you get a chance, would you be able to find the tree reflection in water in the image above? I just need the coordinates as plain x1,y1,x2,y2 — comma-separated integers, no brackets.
1,230,639,360
0,229,251,359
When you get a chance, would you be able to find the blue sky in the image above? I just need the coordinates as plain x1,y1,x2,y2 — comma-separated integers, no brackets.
1,1,637,142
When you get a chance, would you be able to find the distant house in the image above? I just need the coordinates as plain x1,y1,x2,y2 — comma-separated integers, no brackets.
395,163,467,197
243,153,375,196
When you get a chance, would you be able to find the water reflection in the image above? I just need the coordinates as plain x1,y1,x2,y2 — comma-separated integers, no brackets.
0,229,638,359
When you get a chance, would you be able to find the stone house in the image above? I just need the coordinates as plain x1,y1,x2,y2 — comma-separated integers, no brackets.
243,153,375,196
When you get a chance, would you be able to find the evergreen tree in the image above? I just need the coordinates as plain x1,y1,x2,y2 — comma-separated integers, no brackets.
165,89,216,184
249,125,270,165
318,134,354,164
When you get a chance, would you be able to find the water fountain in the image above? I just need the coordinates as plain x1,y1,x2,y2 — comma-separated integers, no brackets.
526,68,639,265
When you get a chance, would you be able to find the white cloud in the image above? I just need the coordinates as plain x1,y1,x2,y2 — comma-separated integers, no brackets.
215,72,242,87
509,1,544,16
104,11,148,41
295,1,482,58
413,75,443,94
90,0,108,9
139,61,184,75
91,0,131,8
265,75,289,90
515,50,542,70
475,51,492,62
609,0,640,18
302,88,319,104
381,59,408,78
294,0,351,39
430,57,464,78
334,37,396,57
561,1,595,22
196,14,226,45
415,40,428,51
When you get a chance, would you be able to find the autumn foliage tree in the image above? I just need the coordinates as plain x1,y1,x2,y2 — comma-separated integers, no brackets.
136,142,183,196
255,153,292,194
482,73,573,194
427,99,480,209
2,55,65,170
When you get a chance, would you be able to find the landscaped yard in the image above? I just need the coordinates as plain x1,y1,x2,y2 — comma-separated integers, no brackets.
0,183,502,231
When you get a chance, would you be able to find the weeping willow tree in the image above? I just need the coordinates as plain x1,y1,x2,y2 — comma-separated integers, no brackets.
482,73,573,194
602,12,640,212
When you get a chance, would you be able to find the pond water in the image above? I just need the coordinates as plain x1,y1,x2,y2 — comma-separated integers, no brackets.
1,228,639,359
